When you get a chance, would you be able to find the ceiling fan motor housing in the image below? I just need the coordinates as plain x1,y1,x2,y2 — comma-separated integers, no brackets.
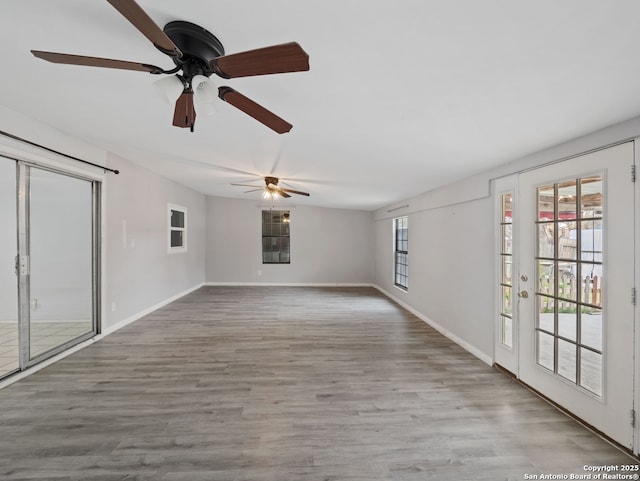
163,21,226,81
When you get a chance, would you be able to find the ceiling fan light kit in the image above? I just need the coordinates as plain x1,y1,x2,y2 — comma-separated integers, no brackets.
31,0,309,133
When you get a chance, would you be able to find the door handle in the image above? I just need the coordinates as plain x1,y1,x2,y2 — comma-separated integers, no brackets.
517,290,529,299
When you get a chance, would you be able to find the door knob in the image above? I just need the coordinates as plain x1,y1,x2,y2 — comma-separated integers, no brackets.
517,291,529,299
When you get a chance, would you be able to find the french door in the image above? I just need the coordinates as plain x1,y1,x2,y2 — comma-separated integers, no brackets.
496,142,636,449
0,157,99,379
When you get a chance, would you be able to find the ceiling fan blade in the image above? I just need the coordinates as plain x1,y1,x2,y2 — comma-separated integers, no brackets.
231,183,262,187
244,189,263,193
212,42,309,78
31,50,163,73
172,91,196,131
106,0,182,57
280,188,310,197
218,87,292,134
277,189,292,198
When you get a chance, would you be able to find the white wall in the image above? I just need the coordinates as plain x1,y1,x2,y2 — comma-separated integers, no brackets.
103,154,206,330
206,196,374,284
375,197,494,360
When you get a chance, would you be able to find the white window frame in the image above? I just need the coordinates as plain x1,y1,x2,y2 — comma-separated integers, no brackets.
393,216,408,290
168,203,187,254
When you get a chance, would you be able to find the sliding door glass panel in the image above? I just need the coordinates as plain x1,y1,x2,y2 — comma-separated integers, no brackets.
29,168,94,359
0,158,18,377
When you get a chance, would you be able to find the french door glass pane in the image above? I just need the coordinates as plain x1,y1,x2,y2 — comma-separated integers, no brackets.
580,348,602,396
29,168,94,359
534,174,604,395
558,339,577,382
0,159,18,378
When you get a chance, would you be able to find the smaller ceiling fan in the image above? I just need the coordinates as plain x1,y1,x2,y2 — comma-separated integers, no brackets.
232,176,310,199
30,0,309,133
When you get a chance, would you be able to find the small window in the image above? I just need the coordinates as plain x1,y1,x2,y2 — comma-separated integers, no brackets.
262,210,290,264
168,203,187,253
394,216,408,289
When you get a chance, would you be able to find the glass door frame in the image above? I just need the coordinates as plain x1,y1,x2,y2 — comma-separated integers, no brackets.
16,161,101,370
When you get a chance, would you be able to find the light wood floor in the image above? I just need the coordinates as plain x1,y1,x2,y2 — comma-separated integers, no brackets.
0,286,633,480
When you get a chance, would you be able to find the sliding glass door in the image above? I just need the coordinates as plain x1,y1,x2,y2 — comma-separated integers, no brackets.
1,157,99,379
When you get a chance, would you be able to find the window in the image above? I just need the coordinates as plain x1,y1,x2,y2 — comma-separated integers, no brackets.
262,210,290,264
499,193,513,348
168,203,187,253
394,216,408,289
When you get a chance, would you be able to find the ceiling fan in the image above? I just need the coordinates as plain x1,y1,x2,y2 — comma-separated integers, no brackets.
232,176,310,199
30,0,309,133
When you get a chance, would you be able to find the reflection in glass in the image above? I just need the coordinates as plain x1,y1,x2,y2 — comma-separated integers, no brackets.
557,339,577,382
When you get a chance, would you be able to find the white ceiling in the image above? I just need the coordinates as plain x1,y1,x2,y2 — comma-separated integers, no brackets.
2,1,640,210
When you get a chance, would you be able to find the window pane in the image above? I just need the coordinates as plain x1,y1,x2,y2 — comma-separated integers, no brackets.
501,255,512,285
580,220,603,263
502,225,512,254
537,223,554,258
537,295,554,333
581,308,602,351
502,193,513,223
580,176,602,219
538,185,555,221
557,180,577,221
170,230,183,247
557,303,577,342
557,221,577,260
580,264,602,307
537,331,555,371
557,263,577,302
537,260,554,296
580,348,602,395
501,286,512,315
557,339,577,382
501,315,513,348
171,210,185,228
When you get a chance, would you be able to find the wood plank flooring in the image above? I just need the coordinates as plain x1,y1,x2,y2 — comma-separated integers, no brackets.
0,286,633,480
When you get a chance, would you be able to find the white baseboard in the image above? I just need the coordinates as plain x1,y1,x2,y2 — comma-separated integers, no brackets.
102,282,204,335
372,284,493,366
